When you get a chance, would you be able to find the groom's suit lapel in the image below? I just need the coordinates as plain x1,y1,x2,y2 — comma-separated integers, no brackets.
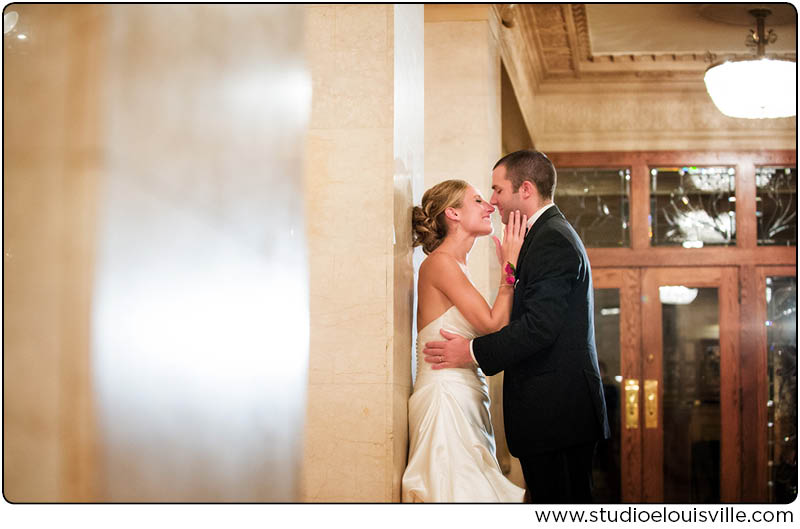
515,205,562,275
515,229,536,273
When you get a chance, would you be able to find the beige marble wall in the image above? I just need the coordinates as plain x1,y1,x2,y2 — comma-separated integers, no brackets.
302,4,424,502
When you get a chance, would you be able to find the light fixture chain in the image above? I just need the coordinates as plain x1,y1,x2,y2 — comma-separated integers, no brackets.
749,8,772,57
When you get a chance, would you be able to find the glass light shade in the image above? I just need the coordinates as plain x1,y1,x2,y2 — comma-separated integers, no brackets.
704,58,797,119
659,285,699,305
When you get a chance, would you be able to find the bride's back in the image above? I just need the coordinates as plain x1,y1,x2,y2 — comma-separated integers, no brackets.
416,254,457,332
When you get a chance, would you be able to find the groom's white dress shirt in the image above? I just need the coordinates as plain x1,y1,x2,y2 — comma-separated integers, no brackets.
468,202,556,366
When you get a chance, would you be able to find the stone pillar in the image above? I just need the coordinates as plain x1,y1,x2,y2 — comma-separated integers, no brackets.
423,4,525,488
424,4,502,298
302,4,424,502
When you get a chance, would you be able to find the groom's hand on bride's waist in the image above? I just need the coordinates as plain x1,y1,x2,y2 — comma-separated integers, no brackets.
423,329,475,369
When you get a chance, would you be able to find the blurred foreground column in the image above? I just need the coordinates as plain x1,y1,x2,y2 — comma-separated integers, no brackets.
4,4,104,502
301,5,424,501
92,5,310,501
5,4,310,502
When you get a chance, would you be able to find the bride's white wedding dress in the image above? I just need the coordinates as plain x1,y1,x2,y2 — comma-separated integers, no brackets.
402,267,525,502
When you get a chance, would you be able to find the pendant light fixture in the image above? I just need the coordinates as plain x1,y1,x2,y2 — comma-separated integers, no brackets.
704,8,796,119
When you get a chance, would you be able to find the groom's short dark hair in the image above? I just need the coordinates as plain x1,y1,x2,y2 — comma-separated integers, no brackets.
494,150,556,200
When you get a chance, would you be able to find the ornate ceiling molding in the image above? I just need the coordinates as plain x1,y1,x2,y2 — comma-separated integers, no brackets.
490,3,796,151
503,3,796,88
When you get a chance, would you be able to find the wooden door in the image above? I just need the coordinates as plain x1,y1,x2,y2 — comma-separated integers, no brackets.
593,266,743,502
641,267,741,502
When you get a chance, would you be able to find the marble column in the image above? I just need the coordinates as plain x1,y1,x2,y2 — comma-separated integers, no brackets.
424,4,502,299
423,4,525,488
302,4,424,501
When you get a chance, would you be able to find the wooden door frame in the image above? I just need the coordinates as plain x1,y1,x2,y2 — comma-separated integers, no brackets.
593,268,642,502
641,267,741,502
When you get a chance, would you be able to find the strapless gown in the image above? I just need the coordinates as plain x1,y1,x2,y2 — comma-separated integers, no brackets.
401,303,525,502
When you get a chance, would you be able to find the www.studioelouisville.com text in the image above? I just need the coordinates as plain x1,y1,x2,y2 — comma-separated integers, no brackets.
533,506,794,524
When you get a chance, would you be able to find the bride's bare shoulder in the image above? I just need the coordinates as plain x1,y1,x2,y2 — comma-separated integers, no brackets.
419,252,458,279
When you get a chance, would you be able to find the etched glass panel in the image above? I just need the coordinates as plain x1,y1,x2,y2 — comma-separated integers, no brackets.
766,276,797,503
592,288,621,503
650,166,736,247
757,167,797,246
555,167,630,247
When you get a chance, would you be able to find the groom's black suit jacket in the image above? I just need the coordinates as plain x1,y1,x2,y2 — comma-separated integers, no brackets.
473,205,610,457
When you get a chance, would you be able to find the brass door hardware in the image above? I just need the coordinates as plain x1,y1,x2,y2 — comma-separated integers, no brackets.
645,379,658,429
624,379,640,429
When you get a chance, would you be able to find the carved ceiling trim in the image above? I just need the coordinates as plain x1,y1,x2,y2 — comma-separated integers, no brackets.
527,4,575,75
571,4,591,61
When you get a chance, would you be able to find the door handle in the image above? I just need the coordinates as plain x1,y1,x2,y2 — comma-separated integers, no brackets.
645,379,658,429
624,379,639,429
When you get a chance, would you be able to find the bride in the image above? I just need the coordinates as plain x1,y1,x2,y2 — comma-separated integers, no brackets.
402,179,527,502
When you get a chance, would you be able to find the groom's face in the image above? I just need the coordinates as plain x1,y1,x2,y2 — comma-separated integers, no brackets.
490,165,523,225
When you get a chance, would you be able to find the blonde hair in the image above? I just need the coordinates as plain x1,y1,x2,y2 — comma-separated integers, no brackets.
411,179,469,254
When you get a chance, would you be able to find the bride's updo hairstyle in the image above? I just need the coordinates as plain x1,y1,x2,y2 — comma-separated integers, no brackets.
412,179,469,255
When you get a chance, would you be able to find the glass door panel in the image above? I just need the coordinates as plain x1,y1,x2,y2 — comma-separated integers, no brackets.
765,275,798,503
592,288,622,503
661,287,721,502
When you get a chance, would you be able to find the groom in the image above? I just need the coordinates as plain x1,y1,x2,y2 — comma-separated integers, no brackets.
423,150,610,503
